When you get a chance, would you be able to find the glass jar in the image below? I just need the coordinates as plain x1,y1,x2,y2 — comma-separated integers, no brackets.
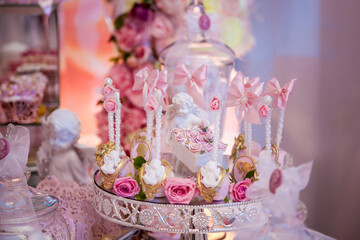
0,169,70,239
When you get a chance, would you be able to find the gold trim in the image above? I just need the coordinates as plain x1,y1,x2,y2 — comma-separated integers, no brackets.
197,165,226,203
96,141,115,168
139,160,173,200
100,155,129,190
232,154,258,181
130,130,152,162
230,134,246,162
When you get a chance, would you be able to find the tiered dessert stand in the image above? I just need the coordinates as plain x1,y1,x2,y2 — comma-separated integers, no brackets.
93,170,268,240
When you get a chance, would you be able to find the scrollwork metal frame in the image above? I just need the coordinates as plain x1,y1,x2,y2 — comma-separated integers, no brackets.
93,172,268,234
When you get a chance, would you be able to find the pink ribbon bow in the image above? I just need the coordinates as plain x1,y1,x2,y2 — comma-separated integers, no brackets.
226,71,264,124
133,67,168,105
173,64,207,109
262,78,296,109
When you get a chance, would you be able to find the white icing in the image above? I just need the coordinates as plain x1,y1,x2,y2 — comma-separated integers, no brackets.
200,161,220,188
143,159,165,186
101,150,120,175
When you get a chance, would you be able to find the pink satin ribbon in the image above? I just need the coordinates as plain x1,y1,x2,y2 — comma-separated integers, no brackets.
262,78,296,109
226,71,264,124
133,67,168,107
173,64,207,109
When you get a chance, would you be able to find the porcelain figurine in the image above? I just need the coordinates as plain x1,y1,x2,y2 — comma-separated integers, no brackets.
37,109,96,185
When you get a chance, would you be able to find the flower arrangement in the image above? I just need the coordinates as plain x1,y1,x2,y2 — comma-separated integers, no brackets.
97,0,187,152
171,126,227,154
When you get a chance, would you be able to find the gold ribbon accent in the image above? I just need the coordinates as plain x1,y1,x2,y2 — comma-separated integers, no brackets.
197,165,226,203
139,160,173,200
230,134,246,162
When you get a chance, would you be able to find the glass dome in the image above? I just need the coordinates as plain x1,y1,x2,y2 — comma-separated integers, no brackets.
159,0,235,124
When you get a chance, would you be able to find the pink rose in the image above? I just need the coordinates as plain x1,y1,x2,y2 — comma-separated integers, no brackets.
115,25,142,52
195,130,204,142
162,177,197,204
101,85,116,97
205,132,213,140
210,97,220,111
145,95,159,111
171,128,181,135
151,14,173,39
135,45,152,64
230,178,251,202
126,55,139,68
203,143,213,152
103,96,117,113
0,138,10,160
174,130,188,143
113,177,140,197
188,130,201,142
258,104,270,118
188,141,202,153
199,120,209,129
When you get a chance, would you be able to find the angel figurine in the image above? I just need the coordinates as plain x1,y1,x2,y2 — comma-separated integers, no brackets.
36,109,96,185
166,92,203,135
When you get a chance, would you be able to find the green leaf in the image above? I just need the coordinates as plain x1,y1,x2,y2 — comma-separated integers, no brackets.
225,168,229,173
224,196,229,203
135,190,146,201
204,138,213,144
200,150,205,154
114,13,127,30
109,56,120,64
122,51,131,62
108,35,116,43
244,170,255,180
200,126,208,132
134,156,147,170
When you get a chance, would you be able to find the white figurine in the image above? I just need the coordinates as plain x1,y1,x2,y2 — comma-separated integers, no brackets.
37,109,96,185
166,92,203,130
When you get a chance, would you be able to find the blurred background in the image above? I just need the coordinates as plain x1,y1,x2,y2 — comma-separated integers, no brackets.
1,0,358,239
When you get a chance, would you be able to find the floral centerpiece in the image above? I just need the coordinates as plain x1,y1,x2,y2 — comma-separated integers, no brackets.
97,0,187,152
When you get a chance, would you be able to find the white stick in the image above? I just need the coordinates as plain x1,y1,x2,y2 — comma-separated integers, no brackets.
146,109,154,144
276,109,285,148
108,112,114,143
265,111,272,151
212,107,222,162
115,92,121,152
247,122,252,155
155,104,162,161
243,120,248,148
